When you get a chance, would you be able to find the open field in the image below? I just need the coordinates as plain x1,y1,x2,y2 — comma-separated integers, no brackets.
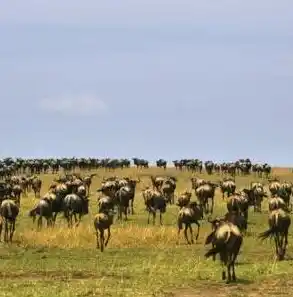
1,167,293,297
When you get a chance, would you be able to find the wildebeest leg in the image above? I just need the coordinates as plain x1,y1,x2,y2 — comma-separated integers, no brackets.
10,221,15,242
147,211,151,224
188,224,194,244
75,213,81,227
4,221,8,242
100,230,105,252
0,220,2,242
153,211,156,225
231,258,237,281
177,225,182,244
220,251,227,281
131,199,135,215
274,235,280,260
37,216,42,230
96,231,100,249
184,225,190,244
159,211,163,225
195,221,200,241
210,197,214,214
124,205,128,221
105,227,111,247
227,253,233,283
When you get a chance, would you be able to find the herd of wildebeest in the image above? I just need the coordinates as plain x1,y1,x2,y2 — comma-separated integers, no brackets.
0,157,290,283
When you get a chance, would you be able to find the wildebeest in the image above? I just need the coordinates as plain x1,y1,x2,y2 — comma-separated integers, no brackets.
277,181,292,210
176,190,192,208
268,197,287,212
205,218,243,283
220,178,236,199
11,184,22,205
244,185,267,213
29,197,53,229
142,188,166,225
195,182,218,215
93,208,115,252
226,191,249,227
63,194,89,227
83,173,96,196
269,180,281,197
259,209,291,260
0,199,19,242
31,176,42,198
190,177,206,191
177,201,203,244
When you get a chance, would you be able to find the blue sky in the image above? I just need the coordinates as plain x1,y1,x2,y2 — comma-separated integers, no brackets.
0,1,293,165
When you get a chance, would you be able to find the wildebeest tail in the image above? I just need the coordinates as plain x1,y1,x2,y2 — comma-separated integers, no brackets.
258,227,276,240
7,202,12,217
28,208,36,217
205,244,225,258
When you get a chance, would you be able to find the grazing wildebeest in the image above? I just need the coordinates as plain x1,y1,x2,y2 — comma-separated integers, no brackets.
259,209,291,260
93,208,115,252
0,199,19,242
29,197,53,229
177,201,203,244
142,188,166,225
205,218,243,283
63,194,89,227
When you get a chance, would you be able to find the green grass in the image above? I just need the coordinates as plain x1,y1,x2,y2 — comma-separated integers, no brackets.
1,167,293,296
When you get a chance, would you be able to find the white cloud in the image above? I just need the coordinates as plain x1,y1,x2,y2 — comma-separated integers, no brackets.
39,94,107,116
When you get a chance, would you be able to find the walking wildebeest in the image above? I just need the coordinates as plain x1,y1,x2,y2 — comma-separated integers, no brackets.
0,199,19,242
259,209,291,260
205,218,243,283
93,208,115,252
63,194,89,227
177,201,203,244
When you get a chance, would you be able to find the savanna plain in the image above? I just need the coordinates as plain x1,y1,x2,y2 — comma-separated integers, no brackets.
2,167,293,297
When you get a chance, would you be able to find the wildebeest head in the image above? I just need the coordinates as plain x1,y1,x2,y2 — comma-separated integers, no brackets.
205,217,224,245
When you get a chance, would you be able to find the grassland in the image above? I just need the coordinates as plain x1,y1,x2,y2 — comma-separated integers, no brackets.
1,167,293,297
